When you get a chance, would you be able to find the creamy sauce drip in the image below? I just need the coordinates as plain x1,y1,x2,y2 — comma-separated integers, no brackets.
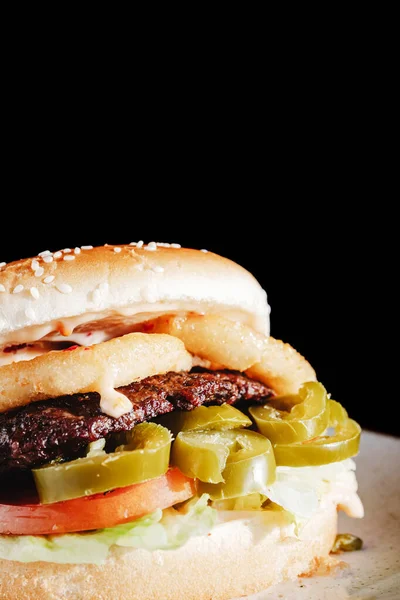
96,373,132,418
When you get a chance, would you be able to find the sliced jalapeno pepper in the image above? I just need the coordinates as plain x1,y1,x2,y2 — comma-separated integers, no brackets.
212,493,267,510
171,431,230,483
250,381,329,444
331,533,363,553
161,403,251,436
33,423,172,504
272,400,361,467
175,429,276,499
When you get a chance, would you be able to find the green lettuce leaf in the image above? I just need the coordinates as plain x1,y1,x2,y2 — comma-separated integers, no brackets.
0,495,216,565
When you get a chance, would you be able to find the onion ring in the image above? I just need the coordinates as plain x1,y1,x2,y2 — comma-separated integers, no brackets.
246,338,316,395
0,333,192,413
142,315,316,395
142,314,267,371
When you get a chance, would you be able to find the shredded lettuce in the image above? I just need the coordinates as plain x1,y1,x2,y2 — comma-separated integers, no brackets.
0,494,216,565
214,459,360,521
266,458,359,518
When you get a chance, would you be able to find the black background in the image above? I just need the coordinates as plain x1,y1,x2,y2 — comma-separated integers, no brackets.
0,209,394,437
0,18,395,434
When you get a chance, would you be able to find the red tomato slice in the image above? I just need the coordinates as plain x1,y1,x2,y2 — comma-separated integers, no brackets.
0,468,195,536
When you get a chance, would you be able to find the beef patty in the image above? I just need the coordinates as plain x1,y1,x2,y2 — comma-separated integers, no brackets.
0,369,274,473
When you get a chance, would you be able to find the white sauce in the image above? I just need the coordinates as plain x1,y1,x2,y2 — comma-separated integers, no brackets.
46,330,110,346
0,345,49,367
96,373,132,418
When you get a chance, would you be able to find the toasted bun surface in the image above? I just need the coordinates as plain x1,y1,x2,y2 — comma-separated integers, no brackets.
0,245,270,345
0,501,338,600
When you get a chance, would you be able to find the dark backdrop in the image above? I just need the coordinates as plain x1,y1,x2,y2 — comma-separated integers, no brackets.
0,212,393,436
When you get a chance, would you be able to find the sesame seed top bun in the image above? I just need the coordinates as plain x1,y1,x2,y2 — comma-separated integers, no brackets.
0,243,270,345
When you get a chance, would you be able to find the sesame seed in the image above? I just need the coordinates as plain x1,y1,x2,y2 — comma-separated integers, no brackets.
13,284,24,294
43,255,53,263
134,263,144,271
113,247,122,253
43,276,55,284
0,262,6,268
81,245,93,250
31,259,40,271
74,247,81,254
157,242,172,247
53,251,62,259
30,287,40,299
146,242,157,251
152,265,164,273
25,307,35,320
99,282,109,292
63,255,75,261
38,251,52,258
63,248,72,254
129,242,137,246
136,240,144,248
34,267,45,277
200,249,208,253
170,243,181,248
0,284,5,293
56,283,73,294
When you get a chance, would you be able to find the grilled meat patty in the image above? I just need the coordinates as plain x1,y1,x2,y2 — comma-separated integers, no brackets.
0,369,274,473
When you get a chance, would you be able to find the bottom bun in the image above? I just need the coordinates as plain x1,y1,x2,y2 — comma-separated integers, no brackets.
0,503,338,600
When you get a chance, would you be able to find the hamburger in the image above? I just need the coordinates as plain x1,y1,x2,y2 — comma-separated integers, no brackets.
0,243,363,600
